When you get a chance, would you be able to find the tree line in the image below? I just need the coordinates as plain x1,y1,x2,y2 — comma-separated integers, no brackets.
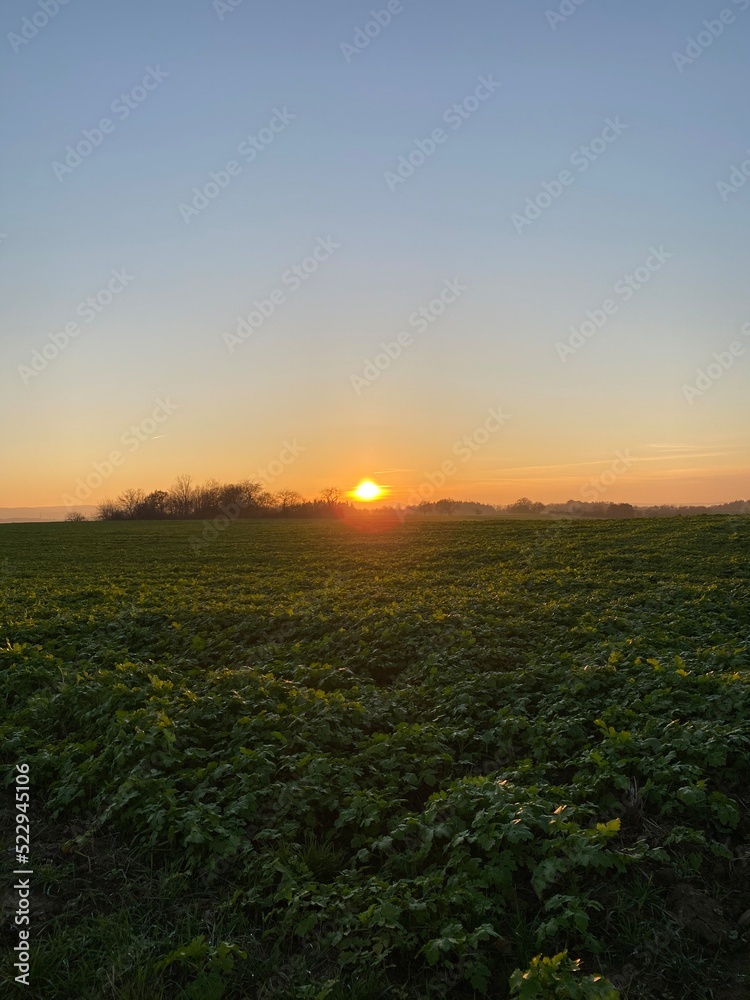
412,497,750,518
80,479,750,522
93,477,349,520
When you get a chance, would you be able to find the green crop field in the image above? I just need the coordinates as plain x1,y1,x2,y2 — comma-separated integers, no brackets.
1,517,749,999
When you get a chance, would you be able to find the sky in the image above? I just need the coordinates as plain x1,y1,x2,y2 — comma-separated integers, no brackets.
1,0,749,508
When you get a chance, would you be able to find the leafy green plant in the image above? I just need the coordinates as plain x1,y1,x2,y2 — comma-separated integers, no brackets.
510,952,620,999
0,516,748,998
155,936,247,998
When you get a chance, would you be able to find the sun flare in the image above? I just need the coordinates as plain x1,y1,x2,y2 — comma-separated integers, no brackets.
353,480,382,502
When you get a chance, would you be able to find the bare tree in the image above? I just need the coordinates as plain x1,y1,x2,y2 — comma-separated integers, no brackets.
118,488,146,518
255,490,276,510
195,478,222,517
320,487,342,505
275,488,303,513
237,480,268,511
97,499,124,520
169,474,194,517
65,511,87,522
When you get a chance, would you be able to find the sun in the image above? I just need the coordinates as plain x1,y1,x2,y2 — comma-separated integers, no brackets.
353,480,382,502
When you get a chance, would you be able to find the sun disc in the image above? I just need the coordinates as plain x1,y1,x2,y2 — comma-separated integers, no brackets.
354,480,381,501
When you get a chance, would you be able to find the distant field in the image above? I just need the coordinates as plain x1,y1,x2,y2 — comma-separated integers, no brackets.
1,518,749,999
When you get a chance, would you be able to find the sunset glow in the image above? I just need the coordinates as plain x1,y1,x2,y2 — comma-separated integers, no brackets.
1,0,747,517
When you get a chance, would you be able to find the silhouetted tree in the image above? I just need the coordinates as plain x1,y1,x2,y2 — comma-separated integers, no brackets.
320,487,343,505
275,488,303,514
254,489,276,510
118,488,146,519
169,475,194,517
194,478,222,518
228,480,266,513
508,497,543,514
435,498,458,516
135,490,170,519
97,499,125,520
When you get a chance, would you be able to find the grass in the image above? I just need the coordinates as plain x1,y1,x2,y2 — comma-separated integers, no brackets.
0,516,749,998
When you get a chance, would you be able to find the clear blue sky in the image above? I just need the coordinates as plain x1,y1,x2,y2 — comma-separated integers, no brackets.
2,0,748,506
